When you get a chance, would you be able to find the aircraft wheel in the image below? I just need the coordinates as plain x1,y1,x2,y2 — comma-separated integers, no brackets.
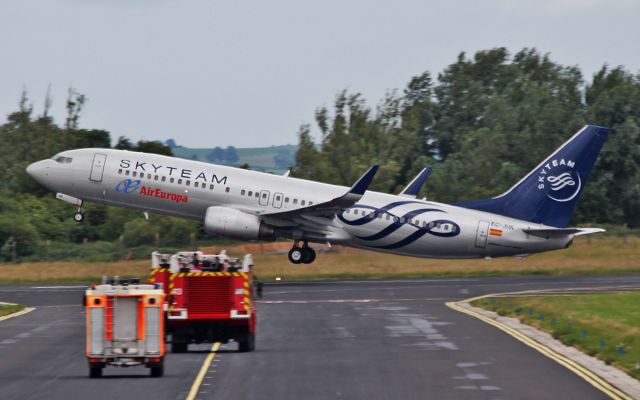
288,247,304,264
74,212,85,222
302,247,316,264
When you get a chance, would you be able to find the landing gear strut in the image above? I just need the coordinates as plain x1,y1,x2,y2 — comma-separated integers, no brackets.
288,241,316,264
74,204,85,223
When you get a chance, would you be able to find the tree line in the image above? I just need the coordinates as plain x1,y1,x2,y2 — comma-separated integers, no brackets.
292,47,640,228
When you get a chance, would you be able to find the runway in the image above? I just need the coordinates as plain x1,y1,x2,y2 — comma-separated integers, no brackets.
1,275,639,400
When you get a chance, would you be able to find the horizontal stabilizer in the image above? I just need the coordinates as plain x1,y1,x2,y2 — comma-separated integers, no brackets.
523,227,605,239
399,167,432,198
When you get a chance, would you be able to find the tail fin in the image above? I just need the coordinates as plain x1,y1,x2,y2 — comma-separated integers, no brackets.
453,125,609,227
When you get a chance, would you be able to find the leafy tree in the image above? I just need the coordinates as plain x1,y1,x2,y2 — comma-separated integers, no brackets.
224,146,239,165
114,136,134,150
206,146,225,163
134,140,173,156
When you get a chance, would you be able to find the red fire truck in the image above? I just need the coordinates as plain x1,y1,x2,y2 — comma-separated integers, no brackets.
150,251,257,353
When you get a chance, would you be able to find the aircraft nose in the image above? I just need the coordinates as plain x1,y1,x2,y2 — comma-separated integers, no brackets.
26,160,49,182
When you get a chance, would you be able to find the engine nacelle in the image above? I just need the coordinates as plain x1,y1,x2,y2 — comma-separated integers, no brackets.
204,206,276,241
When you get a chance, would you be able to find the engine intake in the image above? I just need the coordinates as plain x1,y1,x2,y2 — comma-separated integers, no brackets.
204,206,276,241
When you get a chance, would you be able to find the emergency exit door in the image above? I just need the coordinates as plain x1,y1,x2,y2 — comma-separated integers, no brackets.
259,190,270,206
475,220,490,248
90,153,107,182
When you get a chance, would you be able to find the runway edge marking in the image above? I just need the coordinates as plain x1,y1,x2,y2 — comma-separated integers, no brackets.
446,292,634,400
0,302,35,322
186,342,221,400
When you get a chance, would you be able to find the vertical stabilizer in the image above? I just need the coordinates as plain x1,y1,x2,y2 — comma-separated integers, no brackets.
454,125,609,227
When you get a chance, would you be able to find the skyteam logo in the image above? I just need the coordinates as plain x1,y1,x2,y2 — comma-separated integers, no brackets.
537,158,581,202
337,201,460,250
115,179,142,194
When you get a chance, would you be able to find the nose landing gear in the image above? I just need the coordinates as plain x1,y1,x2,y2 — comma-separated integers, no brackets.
288,241,316,264
74,204,85,222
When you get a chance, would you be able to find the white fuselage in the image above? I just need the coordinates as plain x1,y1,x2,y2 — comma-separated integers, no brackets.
28,148,572,259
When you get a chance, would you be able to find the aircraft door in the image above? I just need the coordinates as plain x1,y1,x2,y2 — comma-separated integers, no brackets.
259,190,270,206
475,220,490,248
90,153,107,182
272,192,283,208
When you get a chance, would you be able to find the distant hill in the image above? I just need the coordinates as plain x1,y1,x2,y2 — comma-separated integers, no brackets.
169,142,297,174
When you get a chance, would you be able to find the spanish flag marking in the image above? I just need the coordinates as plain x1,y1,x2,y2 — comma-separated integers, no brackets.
489,228,503,237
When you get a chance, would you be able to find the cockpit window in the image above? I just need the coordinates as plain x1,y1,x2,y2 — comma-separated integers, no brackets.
53,155,73,164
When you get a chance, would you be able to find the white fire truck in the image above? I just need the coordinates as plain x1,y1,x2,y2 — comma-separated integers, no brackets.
85,280,165,378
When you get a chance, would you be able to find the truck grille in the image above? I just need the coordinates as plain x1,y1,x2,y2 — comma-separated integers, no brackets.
186,277,232,315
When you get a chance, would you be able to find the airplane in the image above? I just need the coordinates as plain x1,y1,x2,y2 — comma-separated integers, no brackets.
26,124,609,264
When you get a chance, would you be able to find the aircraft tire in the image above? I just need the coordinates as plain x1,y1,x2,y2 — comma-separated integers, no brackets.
74,212,84,222
288,247,304,264
302,247,316,264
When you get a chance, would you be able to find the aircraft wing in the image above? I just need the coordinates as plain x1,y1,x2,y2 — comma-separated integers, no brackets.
398,167,432,198
523,227,605,238
257,165,379,238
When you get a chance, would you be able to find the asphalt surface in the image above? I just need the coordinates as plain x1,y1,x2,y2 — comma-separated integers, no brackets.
1,275,640,400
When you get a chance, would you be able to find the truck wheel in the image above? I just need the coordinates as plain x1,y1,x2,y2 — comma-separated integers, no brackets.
150,364,164,377
89,366,102,378
172,342,188,353
238,332,255,352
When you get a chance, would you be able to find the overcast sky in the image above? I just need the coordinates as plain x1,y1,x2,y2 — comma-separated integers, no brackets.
1,0,639,148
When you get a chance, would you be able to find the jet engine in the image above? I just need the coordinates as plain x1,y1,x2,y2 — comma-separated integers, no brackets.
204,206,276,241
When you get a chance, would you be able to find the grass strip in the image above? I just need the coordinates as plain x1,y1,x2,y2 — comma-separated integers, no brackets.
472,292,640,380
0,303,26,318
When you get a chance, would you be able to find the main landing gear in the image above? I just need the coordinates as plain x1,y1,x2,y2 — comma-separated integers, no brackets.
288,241,316,264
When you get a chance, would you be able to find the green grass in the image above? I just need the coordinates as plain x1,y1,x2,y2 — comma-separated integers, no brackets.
473,292,640,379
0,303,25,318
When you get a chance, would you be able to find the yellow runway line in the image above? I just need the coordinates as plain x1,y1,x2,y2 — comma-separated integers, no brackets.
186,342,221,400
446,294,633,400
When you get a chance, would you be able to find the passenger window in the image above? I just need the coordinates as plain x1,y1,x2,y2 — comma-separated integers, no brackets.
147,174,152,179
170,178,175,183
285,197,289,203
301,200,306,206
210,184,214,190
225,187,230,193
262,193,267,198
354,210,359,215
118,169,122,174
132,171,137,177
293,199,298,205
241,190,246,195
247,190,252,196
255,192,259,198
178,179,182,185
125,170,130,176
276,195,281,201
154,175,158,181
161,176,166,182
194,182,199,188
309,201,313,205
186,180,191,186
385,214,390,220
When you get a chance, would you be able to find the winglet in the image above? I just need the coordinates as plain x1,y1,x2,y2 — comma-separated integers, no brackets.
399,167,432,198
349,165,379,195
